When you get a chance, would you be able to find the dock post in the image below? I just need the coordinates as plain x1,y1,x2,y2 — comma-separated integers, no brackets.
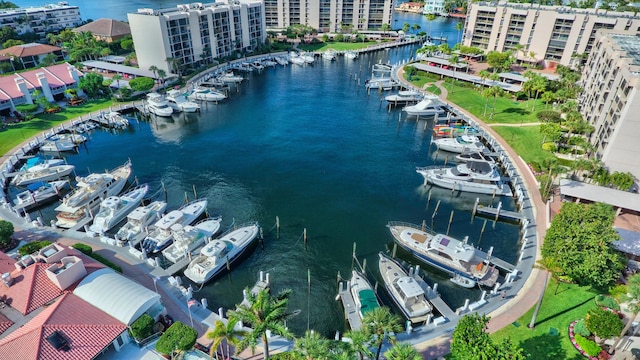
471,197,479,223
362,259,367,273
351,242,356,270
432,283,438,295
478,219,487,246
426,190,432,209
226,256,230,270
398,112,401,123
260,271,264,282
446,210,454,235
303,228,307,246
392,243,397,258
406,320,413,334
266,273,270,285
426,314,433,325
337,272,341,292
421,220,426,232
218,307,224,318
480,290,487,301
493,202,502,228
276,216,280,239
431,200,441,220
444,156,448,166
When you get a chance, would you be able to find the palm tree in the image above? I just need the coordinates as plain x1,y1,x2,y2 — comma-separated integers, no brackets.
229,288,295,359
411,24,421,34
361,307,403,360
149,65,159,80
294,330,330,360
455,21,464,46
384,343,422,360
166,57,180,76
111,74,123,89
478,69,490,88
425,14,436,40
381,23,391,37
449,55,460,89
488,85,505,119
157,69,167,90
343,329,373,360
206,318,247,360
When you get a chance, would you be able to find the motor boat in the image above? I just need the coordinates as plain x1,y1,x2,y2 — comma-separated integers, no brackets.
165,90,200,113
12,180,67,212
378,252,432,323
349,270,380,327
49,133,87,144
88,184,149,235
18,157,65,173
146,93,174,117
289,52,305,65
275,56,289,66
322,50,337,61
183,221,260,284
73,121,98,133
365,78,396,91
102,112,129,128
385,90,425,106
115,200,167,243
450,274,476,288
416,161,512,196
218,71,244,83
188,87,226,102
344,50,358,60
251,61,265,71
263,59,278,67
40,139,77,152
162,217,222,264
402,98,446,117
455,150,496,165
11,164,75,187
300,53,314,64
55,160,132,228
387,221,498,287
432,135,485,154
141,198,208,253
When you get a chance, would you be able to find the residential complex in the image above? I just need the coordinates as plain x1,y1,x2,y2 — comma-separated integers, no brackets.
463,2,640,68
0,2,81,38
579,30,640,181
128,0,266,74
263,0,394,33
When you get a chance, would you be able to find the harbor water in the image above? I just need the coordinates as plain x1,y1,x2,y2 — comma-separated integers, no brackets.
7,44,521,335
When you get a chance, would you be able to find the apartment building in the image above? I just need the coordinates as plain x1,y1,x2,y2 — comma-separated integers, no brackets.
263,0,394,33
423,0,446,15
128,0,266,74
0,2,81,38
579,30,640,181
464,2,640,68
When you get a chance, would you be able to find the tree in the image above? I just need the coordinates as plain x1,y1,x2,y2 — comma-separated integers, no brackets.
155,321,198,356
539,123,563,144
486,51,513,72
488,85,505,119
585,307,624,342
361,307,402,360
343,329,373,360
455,21,464,46
148,65,159,80
451,313,526,359
121,39,134,51
384,343,421,360
157,69,167,88
206,318,247,360
541,202,625,289
402,22,410,33
612,273,640,353
478,69,490,88
0,26,18,46
128,77,155,93
294,330,330,360
78,72,105,98
39,53,57,67
513,43,524,64
229,288,295,359
411,24,421,34
0,220,13,249
2,38,23,49
381,23,391,36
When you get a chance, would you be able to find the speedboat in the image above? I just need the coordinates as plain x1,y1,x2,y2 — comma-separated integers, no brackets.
344,50,358,60
12,180,67,212
378,252,432,323
402,98,446,117
455,150,496,165
263,59,277,67
349,270,380,327
450,274,476,288
55,160,132,228
300,53,314,64
289,52,305,65
218,71,244,83
40,139,77,152
141,198,208,253
49,133,87,144
103,112,129,128
88,184,149,235
183,221,260,284
385,90,425,106
416,161,512,196
165,90,200,113
251,61,265,71
18,157,65,173
11,164,75,187
387,221,498,287
275,56,289,66
115,200,167,243
365,78,396,91
322,50,337,61
432,135,485,154
188,87,226,102
162,217,222,264
146,93,174,117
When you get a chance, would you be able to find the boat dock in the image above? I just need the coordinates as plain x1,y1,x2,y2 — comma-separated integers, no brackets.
427,291,456,320
472,199,526,223
337,279,363,331
240,271,271,307
476,248,516,273
166,257,192,275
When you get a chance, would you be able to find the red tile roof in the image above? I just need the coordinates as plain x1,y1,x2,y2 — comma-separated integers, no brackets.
74,18,131,38
0,63,83,101
0,252,15,275
0,293,126,360
0,43,61,58
0,312,13,336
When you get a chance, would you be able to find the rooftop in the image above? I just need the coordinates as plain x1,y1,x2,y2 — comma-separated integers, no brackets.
610,33,640,67
559,179,640,213
0,43,61,58
73,18,131,37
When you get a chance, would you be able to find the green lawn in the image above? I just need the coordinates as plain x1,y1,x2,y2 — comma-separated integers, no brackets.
0,99,114,156
492,126,557,169
491,278,598,360
297,41,381,52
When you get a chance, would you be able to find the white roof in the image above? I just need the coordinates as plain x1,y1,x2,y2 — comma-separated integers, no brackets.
560,179,640,212
73,268,161,325
396,277,424,298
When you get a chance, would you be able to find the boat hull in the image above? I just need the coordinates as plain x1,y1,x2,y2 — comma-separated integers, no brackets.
419,168,512,196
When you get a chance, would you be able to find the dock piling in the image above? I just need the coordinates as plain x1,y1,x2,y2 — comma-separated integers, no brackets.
446,210,454,235
276,216,280,239
392,243,397,258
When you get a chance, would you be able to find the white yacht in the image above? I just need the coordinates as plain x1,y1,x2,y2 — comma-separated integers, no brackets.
141,198,208,253
385,90,425,105
40,139,77,152
387,221,498,287
251,61,265,71
55,160,132,228
275,56,289,66
289,52,305,65
365,78,396,91
402,98,446,117
188,87,226,102
416,161,512,196
432,135,485,154
102,112,129,128
115,201,167,243
88,184,149,235
455,150,496,165
344,50,358,60
162,217,222,264
165,90,200,113
300,53,315,64
146,93,174,117
218,71,244,83
11,164,75,187
13,180,67,212
349,270,380,324
378,252,432,323
183,222,260,284
322,50,337,61
18,157,65,172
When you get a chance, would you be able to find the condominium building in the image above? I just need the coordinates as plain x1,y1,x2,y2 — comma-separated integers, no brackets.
263,0,394,33
128,0,266,74
0,2,81,38
579,30,640,181
464,2,640,68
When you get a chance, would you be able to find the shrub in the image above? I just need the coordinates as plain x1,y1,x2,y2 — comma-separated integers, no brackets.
595,294,621,311
586,307,624,340
542,142,557,152
72,243,122,273
609,284,628,302
155,322,198,355
573,319,591,337
130,314,155,340
574,334,601,357
0,220,13,249
72,243,93,255
18,241,51,256
537,110,561,123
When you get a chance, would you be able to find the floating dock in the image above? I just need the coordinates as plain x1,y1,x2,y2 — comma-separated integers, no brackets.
472,199,526,223
338,280,363,331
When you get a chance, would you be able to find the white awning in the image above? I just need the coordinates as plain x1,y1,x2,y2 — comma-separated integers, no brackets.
559,179,640,213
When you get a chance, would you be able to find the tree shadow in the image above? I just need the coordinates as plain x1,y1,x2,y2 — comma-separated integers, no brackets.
535,297,593,327
499,107,531,116
519,333,576,360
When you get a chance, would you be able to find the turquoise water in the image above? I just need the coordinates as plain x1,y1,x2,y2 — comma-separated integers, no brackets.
10,46,520,335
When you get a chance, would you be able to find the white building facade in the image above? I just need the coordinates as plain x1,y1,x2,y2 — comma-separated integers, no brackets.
263,0,394,33
464,2,640,68
0,2,81,37
423,0,446,15
580,30,640,182
128,0,266,74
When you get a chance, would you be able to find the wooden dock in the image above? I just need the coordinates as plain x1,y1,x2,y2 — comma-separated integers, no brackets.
472,200,526,223
240,271,270,307
338,280,363,331
427,292,455,319
476,249,516,273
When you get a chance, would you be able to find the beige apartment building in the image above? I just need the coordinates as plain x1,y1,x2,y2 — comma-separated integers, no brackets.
128,0,266,74
263,0,394,33
464,2,640,68
580,30,640,182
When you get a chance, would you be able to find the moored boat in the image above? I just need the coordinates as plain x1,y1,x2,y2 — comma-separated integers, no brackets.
88,184,149,235
432,135,485,154
455,150,496,165
188,87,226,102
402,98,446,117
416,161,512,196
115,200,167,243
385,90,425,105
146,93,174,117
13,180,67,212
102,112,129,128
18,157,65,173
183,221,260,284
322,50,337,61
162,217,222,264
165,90,200,113
141,198,208,253
40,139,77,152
344,50,358,60
11,164,75,187
349,270,380,325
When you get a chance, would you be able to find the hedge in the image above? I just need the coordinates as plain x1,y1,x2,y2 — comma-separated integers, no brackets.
573,319,591,337
574,334,601,357
72,243,122,273
595,294,620,311
155,322,197,355
130,314,155,341
18,241,52,256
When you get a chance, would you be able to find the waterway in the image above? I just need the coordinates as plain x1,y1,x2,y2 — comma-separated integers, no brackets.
6,44,521,335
